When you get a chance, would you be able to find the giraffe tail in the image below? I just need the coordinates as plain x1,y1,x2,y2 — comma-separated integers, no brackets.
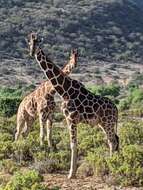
115,121,118,134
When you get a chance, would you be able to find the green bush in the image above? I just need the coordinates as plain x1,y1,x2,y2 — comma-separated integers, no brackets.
0,97,21,117
0,159,19,174
88,84,120,98
0,116,16,134
119,121,143,146
78,124,105,156
130,88,143,104
86,147,109,176
0,170,47,190
0,133,13,159
107,145,143,186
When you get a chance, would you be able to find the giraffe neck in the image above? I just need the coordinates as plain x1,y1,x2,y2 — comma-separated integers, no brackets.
34,47,71,99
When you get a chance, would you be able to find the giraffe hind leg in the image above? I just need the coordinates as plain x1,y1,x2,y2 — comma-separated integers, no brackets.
22,117,34,138
15,118,25,141
99,123,119,156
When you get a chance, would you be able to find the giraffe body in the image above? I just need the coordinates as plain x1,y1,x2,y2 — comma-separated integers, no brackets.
27,33,119,179
15,49,78,147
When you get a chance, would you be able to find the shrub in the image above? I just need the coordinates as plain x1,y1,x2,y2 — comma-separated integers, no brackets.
130,88,143,104
78,123,105,156
88,84,120,98
1,170,47,190
107,145,143,186
0,159,19,174
0,133,13,159
12,139,33,163
0,97,21,117
119,121,143,146
86,147,109,176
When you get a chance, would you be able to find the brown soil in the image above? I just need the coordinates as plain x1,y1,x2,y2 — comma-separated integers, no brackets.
43,173,142,190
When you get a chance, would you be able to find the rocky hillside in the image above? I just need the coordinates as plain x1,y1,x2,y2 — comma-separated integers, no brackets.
1,0,143,86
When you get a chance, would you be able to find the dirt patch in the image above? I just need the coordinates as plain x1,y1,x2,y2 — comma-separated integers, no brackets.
43,173,142,190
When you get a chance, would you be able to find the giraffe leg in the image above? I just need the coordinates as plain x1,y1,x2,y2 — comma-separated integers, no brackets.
46,115,53,148
15,117,25,141
99,123,119,156
22,117,34,138
68,123,77,179
39,112,46,146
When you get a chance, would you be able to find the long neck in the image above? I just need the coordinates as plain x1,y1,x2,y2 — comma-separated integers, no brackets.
35,47,71,99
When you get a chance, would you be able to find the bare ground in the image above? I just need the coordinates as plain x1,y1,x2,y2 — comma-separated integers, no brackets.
43,173,143,190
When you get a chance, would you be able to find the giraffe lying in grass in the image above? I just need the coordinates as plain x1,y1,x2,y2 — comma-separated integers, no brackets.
15,49,78,147
28,32,119,179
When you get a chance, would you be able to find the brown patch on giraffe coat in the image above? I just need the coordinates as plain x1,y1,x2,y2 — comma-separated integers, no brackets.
64,109,69,116
82,99,88,106
63,92,70,99
72,80,81,89
51,78,57,86
80,87,88,95
97,99,104,105
87,113,94,119
83,113,88,119
88,100,93,106
40,61,47,70
57,75,64,85
102,104,106,109
105,109,112,116
47,62,53,69
42,56,46,60
53,67,60,76
107,103,113,109
77,105,84,112
37,53,42,60
74,99,81,107
98,107,104,116
68,88,75,96
46,70,54,79
93,103,100,112
85,106,93,113
70,111,78,119
78,94,86,102
87,93,93,100
63,79,71,91
55,86,64,95
70,90,79,99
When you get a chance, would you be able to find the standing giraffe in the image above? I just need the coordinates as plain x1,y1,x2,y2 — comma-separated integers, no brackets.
27,33,119,179
15,49,78,148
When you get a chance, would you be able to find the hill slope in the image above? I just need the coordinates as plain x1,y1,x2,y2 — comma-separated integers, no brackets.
0,0,143,86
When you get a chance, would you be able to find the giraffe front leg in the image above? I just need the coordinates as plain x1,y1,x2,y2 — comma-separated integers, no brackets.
68,124,77,179
39,113,46,146
46,116,53,148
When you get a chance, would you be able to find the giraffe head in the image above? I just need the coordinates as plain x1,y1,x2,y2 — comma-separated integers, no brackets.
69,49,78,67
27,32,39,57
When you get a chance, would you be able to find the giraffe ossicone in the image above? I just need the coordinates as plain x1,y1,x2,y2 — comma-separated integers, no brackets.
28,32,119,179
